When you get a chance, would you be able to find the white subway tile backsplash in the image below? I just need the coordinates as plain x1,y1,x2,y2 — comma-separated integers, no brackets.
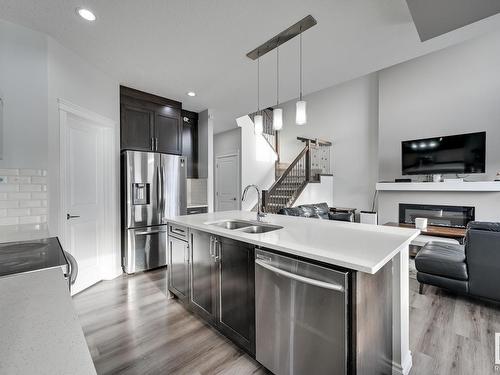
31,176,47,184
0,169,19,176
8,193,31,200
0,184,20,193
31,207,47,215
0,168,48,226
0,201,19,209
19,169,42,176
19,216,41,224
7,208,30,217
20,200,41,208
0,217,19,225
8,176,31,184
20,184,42,192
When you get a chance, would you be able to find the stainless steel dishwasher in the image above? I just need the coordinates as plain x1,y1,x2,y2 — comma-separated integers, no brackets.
255,249,349,375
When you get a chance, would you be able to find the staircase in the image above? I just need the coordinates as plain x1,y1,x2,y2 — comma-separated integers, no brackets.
262,138,332,213
249,108,332,214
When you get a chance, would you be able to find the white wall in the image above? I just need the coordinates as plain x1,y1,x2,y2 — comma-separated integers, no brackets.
46,37,120,278
293,175,334,207
237,115,277,211
277,73,379,211
47,37,120,235
0,19,48,169
379,29,500,182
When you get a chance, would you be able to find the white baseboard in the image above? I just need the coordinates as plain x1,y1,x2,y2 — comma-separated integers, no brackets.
393,351,413,375
101,266,123,280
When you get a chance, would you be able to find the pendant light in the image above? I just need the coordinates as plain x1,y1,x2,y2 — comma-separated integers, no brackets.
296,29,307,126
273,39,283,131
254,53,263,135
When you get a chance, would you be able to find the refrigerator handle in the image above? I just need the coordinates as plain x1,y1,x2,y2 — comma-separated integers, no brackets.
160,161,166,220
156,165,161,223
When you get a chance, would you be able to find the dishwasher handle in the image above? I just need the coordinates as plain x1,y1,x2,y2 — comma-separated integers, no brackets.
255,259,345,292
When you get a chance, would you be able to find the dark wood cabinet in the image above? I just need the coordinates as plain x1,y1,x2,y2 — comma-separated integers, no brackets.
182,110,198,178
170,228,256,356
168,235,189,302
120,104,154,152
189,229,217,323
217,236,255,354
120,86,182,154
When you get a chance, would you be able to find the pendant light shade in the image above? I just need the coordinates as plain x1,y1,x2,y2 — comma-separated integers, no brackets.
273,108,283,130
254,114,263,135
295,30,307,126
295,101,306,126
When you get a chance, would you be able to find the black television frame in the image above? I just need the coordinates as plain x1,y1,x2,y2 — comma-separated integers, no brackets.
401,131,486,176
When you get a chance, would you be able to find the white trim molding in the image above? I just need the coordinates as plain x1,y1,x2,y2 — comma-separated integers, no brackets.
58,99,121,284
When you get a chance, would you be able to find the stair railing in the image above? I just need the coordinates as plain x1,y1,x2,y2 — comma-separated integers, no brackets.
262,144,310,214
250,108,277,154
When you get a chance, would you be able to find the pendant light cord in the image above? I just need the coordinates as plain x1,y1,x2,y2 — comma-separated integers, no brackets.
257,52,260,113
276,39,280,106
299,29,303,101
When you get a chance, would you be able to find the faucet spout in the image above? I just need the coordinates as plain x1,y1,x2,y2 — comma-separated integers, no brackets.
242,184,266,222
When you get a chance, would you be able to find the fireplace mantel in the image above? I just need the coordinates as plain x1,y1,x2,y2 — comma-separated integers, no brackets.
376,181,500,192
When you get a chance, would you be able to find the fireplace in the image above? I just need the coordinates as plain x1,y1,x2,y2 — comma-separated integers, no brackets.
399,203,475,229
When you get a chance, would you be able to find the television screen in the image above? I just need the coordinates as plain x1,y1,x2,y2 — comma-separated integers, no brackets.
402,132,486,175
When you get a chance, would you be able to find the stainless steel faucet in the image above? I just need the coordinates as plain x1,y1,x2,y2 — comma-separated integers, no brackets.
242,184,266,222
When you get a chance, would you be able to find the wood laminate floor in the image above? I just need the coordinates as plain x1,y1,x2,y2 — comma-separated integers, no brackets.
73,268,500,375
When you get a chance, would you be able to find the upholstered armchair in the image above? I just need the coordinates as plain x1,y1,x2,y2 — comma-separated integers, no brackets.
415,221,500,302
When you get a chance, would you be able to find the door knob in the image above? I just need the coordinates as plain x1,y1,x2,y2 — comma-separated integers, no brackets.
67,214,80,220
232,197,237,201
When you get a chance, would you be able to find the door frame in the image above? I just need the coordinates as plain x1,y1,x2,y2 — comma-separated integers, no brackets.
58,99,120,285
215,151,240,212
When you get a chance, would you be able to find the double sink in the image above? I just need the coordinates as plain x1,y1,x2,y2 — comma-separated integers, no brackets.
209,220,283,234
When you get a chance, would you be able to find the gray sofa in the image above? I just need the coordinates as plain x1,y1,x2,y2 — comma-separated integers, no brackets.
278,202,355,222
415,221,500,302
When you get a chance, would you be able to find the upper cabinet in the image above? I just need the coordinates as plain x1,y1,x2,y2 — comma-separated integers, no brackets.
182,110,198,178
120,86,182,155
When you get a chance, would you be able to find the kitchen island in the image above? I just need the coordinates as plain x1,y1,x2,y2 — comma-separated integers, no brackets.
167,210,419,375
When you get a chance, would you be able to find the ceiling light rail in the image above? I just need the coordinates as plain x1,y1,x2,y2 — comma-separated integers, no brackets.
246,15,317,60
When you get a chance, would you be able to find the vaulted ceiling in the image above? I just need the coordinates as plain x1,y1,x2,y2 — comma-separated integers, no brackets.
2,0,500,133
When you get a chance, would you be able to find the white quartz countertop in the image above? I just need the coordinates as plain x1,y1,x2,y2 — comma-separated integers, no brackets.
0,268,97,375
167,211,420,274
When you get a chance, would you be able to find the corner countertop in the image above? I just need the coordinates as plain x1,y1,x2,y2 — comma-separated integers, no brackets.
0,268,96,375
167,211,420,274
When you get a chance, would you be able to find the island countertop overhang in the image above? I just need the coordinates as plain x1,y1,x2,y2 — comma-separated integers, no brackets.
166,210,420,274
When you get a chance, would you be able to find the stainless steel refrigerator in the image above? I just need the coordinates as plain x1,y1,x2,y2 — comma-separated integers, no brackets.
122,150,186,274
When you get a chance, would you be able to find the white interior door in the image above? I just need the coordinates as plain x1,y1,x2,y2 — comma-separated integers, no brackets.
62,113,104,294
215,154,240,211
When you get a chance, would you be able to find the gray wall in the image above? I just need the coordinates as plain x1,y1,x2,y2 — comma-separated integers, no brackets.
377,29,500,223
379,29,500,182
278,73,379,211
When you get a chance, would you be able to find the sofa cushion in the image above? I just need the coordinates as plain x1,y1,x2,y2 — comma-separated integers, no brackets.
278,207,302,216
415,242,468,281
329,212,354,222
467,221,500,232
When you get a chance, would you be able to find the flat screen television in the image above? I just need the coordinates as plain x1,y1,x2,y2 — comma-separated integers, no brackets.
402,132,486,175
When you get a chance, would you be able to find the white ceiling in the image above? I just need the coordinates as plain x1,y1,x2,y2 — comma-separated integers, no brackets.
2,0,500,133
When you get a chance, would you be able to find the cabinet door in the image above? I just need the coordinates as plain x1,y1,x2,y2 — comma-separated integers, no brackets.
121,104,154,151
155,110,182,155
182,121,198,178
217,237,255,354
190,230,217,322
168,236,189,302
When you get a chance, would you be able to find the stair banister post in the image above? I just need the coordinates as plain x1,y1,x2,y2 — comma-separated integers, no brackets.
305,141,311,182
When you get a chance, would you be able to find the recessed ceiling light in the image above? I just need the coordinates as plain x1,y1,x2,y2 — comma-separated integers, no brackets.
187,91,196,97
77,8,96,22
